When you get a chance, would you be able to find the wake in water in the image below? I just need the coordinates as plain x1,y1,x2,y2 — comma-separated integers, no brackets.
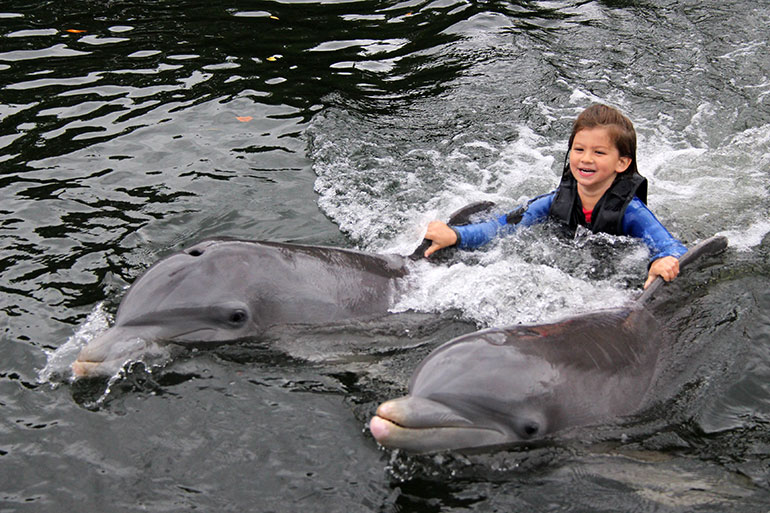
393,227,643,327
307,89,770,330
308,109,672,327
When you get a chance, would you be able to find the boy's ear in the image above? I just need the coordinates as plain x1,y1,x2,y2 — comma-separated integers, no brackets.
616,156,632,173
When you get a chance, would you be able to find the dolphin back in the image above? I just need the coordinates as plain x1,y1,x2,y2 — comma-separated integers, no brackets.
409,306,663,414
115,238,409,328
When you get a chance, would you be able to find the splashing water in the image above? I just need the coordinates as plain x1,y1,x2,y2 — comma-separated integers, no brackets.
38,303,113,385
38,302,174,388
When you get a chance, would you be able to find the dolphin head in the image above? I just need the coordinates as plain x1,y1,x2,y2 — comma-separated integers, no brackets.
73,240,262,377
72,299,256,377
370,396,550,454
370,329,563,453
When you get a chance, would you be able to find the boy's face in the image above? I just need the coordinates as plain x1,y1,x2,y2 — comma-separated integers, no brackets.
569,127,632,198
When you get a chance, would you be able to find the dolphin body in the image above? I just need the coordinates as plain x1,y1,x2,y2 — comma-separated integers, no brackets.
370,236,728,453
73,239,408,377
71,202,497,378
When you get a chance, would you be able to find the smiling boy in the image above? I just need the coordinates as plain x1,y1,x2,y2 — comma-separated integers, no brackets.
421,104,686,289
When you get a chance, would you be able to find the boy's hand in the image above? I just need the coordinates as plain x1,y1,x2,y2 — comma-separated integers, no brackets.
644,256,680,289
424,221,458,258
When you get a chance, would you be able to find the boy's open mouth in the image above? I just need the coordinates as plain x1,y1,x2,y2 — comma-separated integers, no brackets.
578,168,596,176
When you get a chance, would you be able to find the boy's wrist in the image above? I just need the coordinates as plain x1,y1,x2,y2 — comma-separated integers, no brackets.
449,226,462,246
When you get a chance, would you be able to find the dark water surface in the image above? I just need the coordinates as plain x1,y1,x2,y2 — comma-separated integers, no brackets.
2,0,769,511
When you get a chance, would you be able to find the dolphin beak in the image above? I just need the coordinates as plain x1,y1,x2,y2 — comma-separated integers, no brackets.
71,360,103,378
72,327,162,378
375,396,474,429
370,396,508,453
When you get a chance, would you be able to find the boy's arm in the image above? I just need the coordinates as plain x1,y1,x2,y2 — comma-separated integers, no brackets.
645,256,680,288
622,198,688,288
451,214,508,249
450,193,555,250
622,198,688,261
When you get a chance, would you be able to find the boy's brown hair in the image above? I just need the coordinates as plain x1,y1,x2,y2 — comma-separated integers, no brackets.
568,104,639,176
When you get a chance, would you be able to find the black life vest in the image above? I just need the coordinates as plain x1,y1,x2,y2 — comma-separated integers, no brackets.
548,170,648,235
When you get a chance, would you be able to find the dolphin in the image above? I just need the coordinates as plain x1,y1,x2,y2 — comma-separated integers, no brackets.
369,236,728,453
72,239,408,377
71,202,495,378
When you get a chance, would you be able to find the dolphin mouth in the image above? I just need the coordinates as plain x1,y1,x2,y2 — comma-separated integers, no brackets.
72,337,166,378
71,321,252,378
369,396,507,453
71,326,186,378
72,359,119,378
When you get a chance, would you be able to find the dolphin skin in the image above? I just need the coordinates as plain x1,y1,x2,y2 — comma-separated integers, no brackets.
73,239,408,377
370,236,728,453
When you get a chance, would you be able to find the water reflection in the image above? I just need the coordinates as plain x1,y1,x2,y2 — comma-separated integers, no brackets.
0,0,602,327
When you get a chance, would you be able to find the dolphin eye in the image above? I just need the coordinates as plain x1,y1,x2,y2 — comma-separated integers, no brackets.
187,248,204,257
517,421,540,439
228,309,247,325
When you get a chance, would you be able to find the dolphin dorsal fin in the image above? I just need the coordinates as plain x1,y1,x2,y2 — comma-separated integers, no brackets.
636,235,728,305
409,201,497,260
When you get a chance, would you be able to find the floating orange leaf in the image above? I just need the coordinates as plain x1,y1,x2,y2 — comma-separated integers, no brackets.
236,116,253,122
66,29,87,33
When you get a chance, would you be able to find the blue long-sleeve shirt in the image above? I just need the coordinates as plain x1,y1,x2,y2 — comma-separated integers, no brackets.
452,192,687,263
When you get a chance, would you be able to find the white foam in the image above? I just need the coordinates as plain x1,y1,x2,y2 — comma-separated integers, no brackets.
310,101,769,327
639,123,770,245
718,220,770,251
394,234,638,327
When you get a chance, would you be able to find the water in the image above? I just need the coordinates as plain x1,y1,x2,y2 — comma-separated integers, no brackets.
2,0,769,511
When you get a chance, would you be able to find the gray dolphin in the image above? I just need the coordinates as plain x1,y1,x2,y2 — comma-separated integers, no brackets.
71,202,497,378
369,236,728,453
73,239,408,377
